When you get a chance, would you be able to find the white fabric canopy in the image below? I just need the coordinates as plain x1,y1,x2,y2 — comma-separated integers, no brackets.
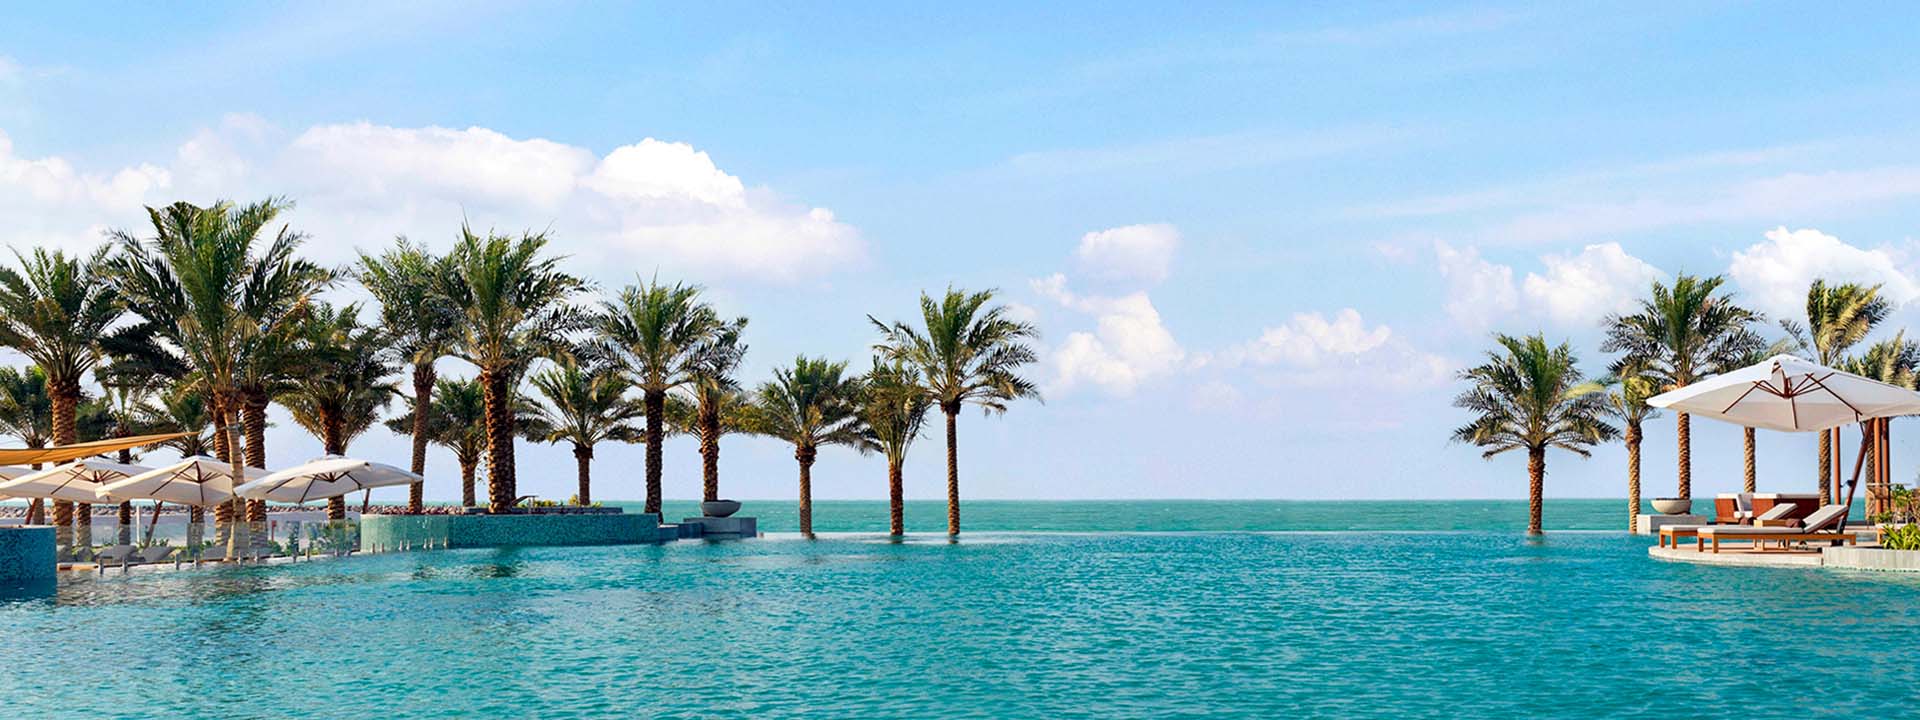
94,455,268,507
0,459,152,502
233,456,423,504
1648,354,1920,433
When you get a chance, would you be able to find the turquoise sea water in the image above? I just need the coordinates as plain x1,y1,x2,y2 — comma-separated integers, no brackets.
4,500,1915,718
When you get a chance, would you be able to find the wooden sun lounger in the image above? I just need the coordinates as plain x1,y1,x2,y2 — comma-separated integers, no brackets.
1658,502,1802,547
1695,530,1858,553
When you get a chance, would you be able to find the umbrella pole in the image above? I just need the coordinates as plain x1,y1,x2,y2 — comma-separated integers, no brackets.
146,501,164,544
1838,422,1871,535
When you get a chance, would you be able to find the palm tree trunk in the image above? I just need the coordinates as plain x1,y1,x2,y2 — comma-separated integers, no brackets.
1527,445,1545,535
699,399,720,502
1818,427,1833,506
1675,411,1691,501
944,407,960,537
574,445,593,506
408,363,434,514
220,393,248,559
243,392,269,522
49,382,77,547
1626,423,1641,533
644,388,664,515
888,459,904,537
460,460,477,507
797,446,816,538
1743,427,1757,494
481,369,516,514
211,393,236,526
116,500,133,545
324,428,347,520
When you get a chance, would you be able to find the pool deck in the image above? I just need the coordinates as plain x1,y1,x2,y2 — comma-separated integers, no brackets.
1648,544,1826,568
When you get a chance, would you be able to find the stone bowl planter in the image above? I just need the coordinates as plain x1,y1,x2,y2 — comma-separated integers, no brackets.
1651,498,1693,515
700,500,742,518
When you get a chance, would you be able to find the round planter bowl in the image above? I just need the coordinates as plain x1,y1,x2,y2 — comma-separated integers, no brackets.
1650,498,1692,515
701,500,742,518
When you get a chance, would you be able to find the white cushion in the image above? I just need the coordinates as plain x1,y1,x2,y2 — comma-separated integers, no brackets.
1755,503,1797,521
1801,505,1848,532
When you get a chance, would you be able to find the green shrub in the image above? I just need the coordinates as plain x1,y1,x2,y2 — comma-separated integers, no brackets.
1880,524,1920,551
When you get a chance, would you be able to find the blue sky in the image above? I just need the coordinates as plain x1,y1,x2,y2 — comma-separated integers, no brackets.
5,2,1920,502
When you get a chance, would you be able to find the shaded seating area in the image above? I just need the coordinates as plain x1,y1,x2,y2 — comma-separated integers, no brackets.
1695,505,1861,553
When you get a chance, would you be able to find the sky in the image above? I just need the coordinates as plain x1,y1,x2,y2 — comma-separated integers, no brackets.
4,2,1920,503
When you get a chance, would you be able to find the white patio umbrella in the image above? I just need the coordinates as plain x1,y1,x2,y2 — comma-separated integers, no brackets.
0,459,151,502
95,455,267,508
233,456,424,505
1648,354,1920,531
0,466,34,498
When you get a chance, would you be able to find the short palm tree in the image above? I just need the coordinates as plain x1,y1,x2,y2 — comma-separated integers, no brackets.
1785,280,1889,502
871,288,1040,536
860,357,931,536
436,226,587,513
666,386,755,499
748,356,867,538
358,238,458,513
111,198,328,529
0,247,124,535
146,384,215,458
1453,334,1618,535
597,278,736,515
0,366,53,523
1601,274,1761,502
527,359,646,506
278,304,398,518
1601,366,1660,532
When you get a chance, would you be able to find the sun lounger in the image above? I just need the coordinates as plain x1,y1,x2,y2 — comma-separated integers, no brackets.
1695,505,1857,553
92,544,138,573
1660,503,1797,547
134,546,177,565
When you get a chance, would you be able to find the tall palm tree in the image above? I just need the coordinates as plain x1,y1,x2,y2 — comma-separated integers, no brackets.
0,366,54,523
597,278,736,515
665,386,756,498
1784,280,1889,503
871,288,1040,536
860,357,931,536
527,359,645,505
436,226,586,513
110,198,329,532
388,377,546,507
278,304,398,519
1601,274,1761,502
145,384,215,458
688,319,747,503
0,247,124,538
358,238,457,514
1844,332,1919,515
1601,367,1660,532
234,299,326,522
748,356,867,538
1454,334,1619,535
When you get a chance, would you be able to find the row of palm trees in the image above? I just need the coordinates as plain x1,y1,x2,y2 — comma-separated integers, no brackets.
0,198,1041,537
1453,272,1911,534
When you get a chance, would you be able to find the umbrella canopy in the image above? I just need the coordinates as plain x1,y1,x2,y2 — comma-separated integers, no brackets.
234,456,424,504
1648,354,1920,433
0,432,191,467
94,455,269,507
0,459,152,502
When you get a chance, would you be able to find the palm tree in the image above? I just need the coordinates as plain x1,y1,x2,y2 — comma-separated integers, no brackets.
80,381,158,544
1601,275,1761,502
146,384,215,458
860,357,931,536
110,198,328,532
436,226,586,513
871,288,1040,536
1601,366,1660,532
1453,334,1619,535
665,386,756,499
0,247,124,538
688,319,747,503
1784,280,1889,503
1845,332,1919,515
278,304,398,518
0,366,53,523
527,359,645,505
358,238,457,514
748,356,867,538
597,278,736,515
387,377,546,507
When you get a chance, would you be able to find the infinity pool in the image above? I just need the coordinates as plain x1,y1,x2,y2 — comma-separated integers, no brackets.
4,530,1915,718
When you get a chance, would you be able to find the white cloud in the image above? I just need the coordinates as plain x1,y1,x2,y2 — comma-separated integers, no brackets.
0,119,863,283
1729,227,1920,319
1075,223,1179,284
1033,274,1185,396
1222,308,1450,388
1520,242,1665,327
1433,240,1517,329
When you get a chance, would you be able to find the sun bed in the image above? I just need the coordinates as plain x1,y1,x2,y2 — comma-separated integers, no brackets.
1659,503,1797,547
92,544,138,572
134,546,177,565
1695,505,1858,553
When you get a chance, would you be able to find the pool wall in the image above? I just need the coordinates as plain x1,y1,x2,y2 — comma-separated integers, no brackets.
0,526,55,583
360,512,663,550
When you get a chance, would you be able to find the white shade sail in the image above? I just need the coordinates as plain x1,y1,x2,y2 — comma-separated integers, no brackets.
233,456,424,504
94,455,268,507
1647,354,1920,433
0,459,152,502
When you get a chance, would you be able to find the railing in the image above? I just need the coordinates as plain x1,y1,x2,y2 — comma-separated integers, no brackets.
56,519,369,571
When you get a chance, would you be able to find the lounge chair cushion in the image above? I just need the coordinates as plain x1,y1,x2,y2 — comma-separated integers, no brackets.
1754,503,1797,522
1699,526,1817,536
1799,505,1848,532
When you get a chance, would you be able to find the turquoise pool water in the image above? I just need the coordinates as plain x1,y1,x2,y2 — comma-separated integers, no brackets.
4,501,1914,718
